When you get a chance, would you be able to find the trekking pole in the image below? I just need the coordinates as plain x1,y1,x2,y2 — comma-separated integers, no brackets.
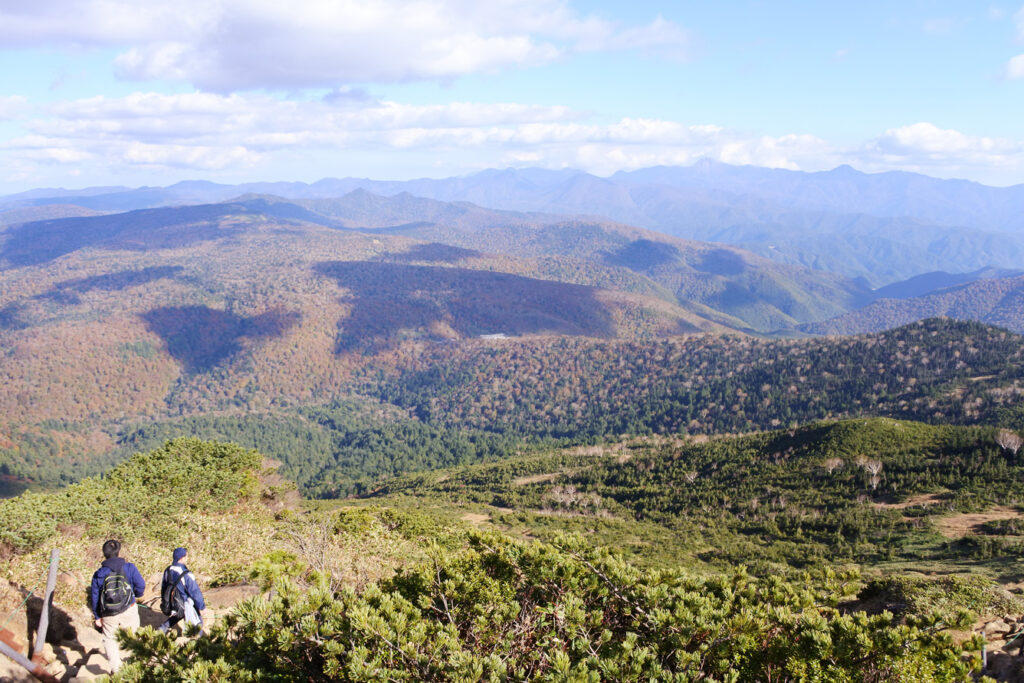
0,637,59,683
32,549,59,664
1004,627,1024,651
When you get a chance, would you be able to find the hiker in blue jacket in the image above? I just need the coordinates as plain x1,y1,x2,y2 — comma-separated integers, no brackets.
159,547,206,635
89,539,145,673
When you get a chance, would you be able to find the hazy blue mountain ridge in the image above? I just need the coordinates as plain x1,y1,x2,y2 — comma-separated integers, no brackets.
802,274,1024,335
6,162,1024,286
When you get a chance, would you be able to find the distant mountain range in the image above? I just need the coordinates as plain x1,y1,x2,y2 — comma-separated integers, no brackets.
803,273,1024,335
0,191,875,334
5,187,1024,337
6,161,1024,286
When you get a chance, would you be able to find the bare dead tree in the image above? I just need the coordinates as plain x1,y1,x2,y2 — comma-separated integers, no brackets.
864,460,883,491
996,429,1023,455
822,457,844,475
280,515,341,590
683,471,698,484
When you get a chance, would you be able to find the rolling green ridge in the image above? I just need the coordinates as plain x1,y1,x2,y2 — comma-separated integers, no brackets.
369,418,1024,577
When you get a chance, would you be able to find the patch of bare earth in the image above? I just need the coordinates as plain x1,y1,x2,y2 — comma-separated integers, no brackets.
873,492,947,510
513,472,560,486
460,513,490,525
0,580,261,681
935,506,1023,539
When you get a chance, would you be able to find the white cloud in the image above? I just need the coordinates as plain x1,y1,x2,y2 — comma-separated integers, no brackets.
123,142,259,170
0,1,690,90
5,134,95,163
6,93,1024,185
858,122,1024,177
10,92,589,171
2,91,826,176
1009,53,1024,78
0,95,29,120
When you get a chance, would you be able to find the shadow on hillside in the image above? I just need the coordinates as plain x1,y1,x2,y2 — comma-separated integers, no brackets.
0,302,26,331
55,265,184,294
0,475,30,497
697,248,749,276
0,205,245,267
36,266,186,305
381,243,481,264
314,260,616,353
604,239,681,271
140,305,300,373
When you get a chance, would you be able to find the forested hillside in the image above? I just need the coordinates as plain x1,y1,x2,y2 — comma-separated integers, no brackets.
3,189,1024,502
805,275,1024,335
3,315,1024,495
367,318,1024,437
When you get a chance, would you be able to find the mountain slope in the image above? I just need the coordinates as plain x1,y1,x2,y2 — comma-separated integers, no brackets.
803,275,1024,335
0,192,876,332
614,160,1024,232
280,192,874,330
871,267,1024,300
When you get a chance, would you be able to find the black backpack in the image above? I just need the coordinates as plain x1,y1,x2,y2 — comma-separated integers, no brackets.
99,567,134,617
160,567,190,617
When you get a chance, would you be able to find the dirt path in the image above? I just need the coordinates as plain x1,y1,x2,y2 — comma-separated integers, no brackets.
935,506,1023,539
873,492,947,510
512,472,560,486
0,583,259,681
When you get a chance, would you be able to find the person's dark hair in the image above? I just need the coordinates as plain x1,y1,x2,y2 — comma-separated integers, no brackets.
102,539,121,559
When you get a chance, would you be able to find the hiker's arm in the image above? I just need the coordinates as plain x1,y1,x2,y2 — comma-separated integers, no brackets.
89,574,102,619
186,574,205,611
129,564,146,597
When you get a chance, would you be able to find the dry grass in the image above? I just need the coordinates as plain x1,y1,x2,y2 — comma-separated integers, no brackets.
512,472,560,486
873,492,947,510
934,506,1024,539
460,513,490,525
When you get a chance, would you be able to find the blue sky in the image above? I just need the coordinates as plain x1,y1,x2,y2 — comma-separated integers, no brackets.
1,1,1023,193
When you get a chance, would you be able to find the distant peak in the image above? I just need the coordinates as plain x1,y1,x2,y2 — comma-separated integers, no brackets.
829,164,860,175
169,179,224,190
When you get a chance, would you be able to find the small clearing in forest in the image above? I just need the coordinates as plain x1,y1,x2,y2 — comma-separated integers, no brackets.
935,506,1024,539
873,492,947,510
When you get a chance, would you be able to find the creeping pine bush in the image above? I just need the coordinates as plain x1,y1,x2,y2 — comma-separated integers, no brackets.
859,574,1024,619
0,438,262,553
115,532,987,682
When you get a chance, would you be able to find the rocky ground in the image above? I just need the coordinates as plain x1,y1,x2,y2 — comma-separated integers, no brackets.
0,577,257,682
975,615,1024,682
